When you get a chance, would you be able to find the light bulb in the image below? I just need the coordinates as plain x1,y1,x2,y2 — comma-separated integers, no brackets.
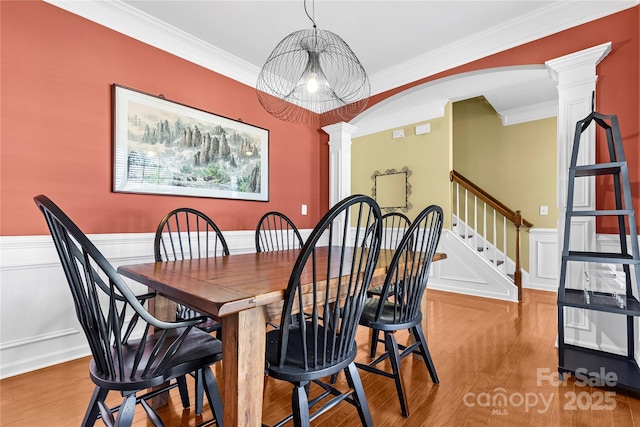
306,73,319,93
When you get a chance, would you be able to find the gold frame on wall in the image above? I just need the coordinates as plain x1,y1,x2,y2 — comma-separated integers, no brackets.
371,166,412,213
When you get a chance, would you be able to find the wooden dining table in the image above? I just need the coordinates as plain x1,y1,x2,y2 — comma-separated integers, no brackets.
117,247,446,427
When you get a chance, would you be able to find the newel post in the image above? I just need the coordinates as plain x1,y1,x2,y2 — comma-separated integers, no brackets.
514,210,523,301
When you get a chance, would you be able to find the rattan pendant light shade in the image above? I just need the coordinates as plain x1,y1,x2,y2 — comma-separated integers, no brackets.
256,9,370,126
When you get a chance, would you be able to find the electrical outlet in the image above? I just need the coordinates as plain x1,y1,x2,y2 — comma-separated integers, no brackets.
301,204,307,215
539,205,548,215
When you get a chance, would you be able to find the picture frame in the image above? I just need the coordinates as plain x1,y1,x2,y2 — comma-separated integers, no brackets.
112,84,269,201
371,166,412,213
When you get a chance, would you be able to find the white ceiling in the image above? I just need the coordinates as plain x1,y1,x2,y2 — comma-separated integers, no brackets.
47,0,638,130
122,0,558,80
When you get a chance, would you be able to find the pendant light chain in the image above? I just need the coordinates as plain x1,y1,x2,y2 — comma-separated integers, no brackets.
304,0,316,29
304,0,318,49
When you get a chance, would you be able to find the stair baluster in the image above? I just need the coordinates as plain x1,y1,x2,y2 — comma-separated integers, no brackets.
450,170,533,301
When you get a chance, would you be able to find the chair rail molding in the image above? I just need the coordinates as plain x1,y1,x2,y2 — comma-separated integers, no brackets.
1,227,629,378
0,229,311,379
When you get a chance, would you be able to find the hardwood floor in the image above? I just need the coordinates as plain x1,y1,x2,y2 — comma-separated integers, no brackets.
2,289,639,426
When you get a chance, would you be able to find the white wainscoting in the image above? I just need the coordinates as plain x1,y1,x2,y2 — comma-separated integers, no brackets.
527,228,559,291
4,229,636,378
430,227,561,299
0,230,294,379
426,230,519,302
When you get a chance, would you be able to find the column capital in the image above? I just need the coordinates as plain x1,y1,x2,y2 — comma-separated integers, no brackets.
322,122,359,151
321,122,358,210
546,42,611,87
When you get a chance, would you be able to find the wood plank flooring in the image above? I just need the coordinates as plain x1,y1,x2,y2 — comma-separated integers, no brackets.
2,289,639,426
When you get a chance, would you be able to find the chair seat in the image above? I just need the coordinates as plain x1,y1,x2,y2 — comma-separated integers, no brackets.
89,327,222,391
360,297,421,330
356,205,443,418
366,282,396,297
265,324,356,382
35,195,225,426
262,195,380,427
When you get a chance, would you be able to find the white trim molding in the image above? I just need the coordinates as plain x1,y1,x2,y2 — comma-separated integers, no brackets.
44,0,259,87
0,230,306,379
43,1,638,95
427,230,519,302
3,229,635,377
499,100,558,126
527,228,559,291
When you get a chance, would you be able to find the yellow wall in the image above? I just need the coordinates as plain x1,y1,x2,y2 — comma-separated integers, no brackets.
453,97,558,270
352,103,453,228
453,97,557,227
351,98,556,273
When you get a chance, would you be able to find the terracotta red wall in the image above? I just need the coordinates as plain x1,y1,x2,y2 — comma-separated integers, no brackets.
2,2,638,236
1,1,327,236
370,7,640,234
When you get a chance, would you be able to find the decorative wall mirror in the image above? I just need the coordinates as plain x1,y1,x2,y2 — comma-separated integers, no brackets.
371,166,412,213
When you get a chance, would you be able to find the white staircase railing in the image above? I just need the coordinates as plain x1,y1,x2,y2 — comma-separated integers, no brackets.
450,170,533,301
452,213,509,276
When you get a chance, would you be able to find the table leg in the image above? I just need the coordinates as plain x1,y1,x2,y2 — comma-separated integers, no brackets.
148,294,177,323
221,307,267,427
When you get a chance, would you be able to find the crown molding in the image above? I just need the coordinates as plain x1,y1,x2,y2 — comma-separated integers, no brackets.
370,1,638,94
498,100,558,126
44,0,259,87
45,0,638,95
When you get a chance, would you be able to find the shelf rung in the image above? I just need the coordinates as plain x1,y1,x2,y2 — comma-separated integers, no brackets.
563,251,640,264
568,209,634,217
559,288,640,315
559,345,640,392
572,162,625,177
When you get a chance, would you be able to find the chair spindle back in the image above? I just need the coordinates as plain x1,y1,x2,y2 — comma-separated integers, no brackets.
274,195,382,372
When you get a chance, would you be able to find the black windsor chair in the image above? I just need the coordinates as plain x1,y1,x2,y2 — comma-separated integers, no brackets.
256,211,305,331
367,212,412,357
154,207,229,414
380,212,411,250
154,207,229,333
264,194,382,427
255,211,304,253
356,205,443,418
34,195,224,427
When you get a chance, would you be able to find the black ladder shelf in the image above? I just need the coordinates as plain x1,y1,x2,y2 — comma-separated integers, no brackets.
557,109,640,392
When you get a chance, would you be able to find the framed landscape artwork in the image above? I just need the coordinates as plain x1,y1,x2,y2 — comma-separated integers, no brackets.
113,84,269,201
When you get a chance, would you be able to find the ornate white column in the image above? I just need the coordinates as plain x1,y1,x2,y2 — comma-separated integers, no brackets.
546,42,611,219
545,43,611,337
322,122,358,207
546,42,611,284
322,122,358,244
